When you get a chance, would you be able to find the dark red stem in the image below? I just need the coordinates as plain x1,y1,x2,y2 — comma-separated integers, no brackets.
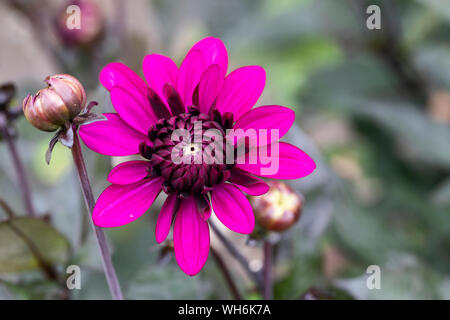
0,113,35,217
209,220,263,291
71,131,124,300
263,240,273,300
211,247,242,300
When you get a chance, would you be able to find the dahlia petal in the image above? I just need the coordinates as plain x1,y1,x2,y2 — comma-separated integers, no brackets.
99,62,147,95
195,193,211,220
79,113,147,156
147,87,172,119
229,168,269,196
93,177,164,228
173,196,210,276
155,193,178,244
110,87,157,134
107,160,151,185
215,66,266,120
163,83,186,115
233,105,295,146
198,64,225,114
236,142,316,179
142,54,178,101
211,183,255,234
177,50,205,107
187,37,228,73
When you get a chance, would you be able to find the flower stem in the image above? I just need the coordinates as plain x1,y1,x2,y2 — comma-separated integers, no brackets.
263,240,273,300
71,131,124,300
209,220,263,291
210,247,242,300
0,114,36,217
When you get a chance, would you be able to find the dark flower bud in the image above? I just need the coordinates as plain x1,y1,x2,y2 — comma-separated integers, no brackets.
23,74,86,132
55,0,104,47
250,181,303,232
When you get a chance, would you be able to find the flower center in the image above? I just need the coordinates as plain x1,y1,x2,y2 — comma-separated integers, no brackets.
183,143,201,156
141,108,235,194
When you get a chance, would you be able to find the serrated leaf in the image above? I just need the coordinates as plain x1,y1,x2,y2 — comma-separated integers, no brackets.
0,217,70,273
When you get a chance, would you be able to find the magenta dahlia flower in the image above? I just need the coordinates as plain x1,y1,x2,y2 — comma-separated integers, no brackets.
79,37,316,275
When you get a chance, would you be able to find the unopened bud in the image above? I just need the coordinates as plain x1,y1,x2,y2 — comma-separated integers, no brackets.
56,0,104,47
250,181,303,232
23,74,86,132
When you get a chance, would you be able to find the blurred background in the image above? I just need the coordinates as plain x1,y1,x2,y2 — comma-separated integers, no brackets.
0,0,449,300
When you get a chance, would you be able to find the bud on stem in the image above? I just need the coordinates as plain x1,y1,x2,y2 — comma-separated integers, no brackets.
250,181,303,232
23,74,105,164
23,74,86,132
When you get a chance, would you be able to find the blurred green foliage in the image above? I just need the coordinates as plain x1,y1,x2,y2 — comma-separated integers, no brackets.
0,217,70,273
0,0,450,300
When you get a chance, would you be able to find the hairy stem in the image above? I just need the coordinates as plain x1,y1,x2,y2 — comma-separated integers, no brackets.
0,114,36,217
209,220,263,291
263,240,273,300
71,131,124,300
210,247,242,300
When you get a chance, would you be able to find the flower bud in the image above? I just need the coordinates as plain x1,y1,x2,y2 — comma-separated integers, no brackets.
55,0,104,47
250,181,303,232
23,74,86,132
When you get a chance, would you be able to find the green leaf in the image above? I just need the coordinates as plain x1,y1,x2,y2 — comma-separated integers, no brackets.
431,177,450,207
417,0,450,22
274,234,322,299
126,263,211,299
334,253,440,299
415,45,450,87
0,217,70,273
333,200,405,264
353,102,450,169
